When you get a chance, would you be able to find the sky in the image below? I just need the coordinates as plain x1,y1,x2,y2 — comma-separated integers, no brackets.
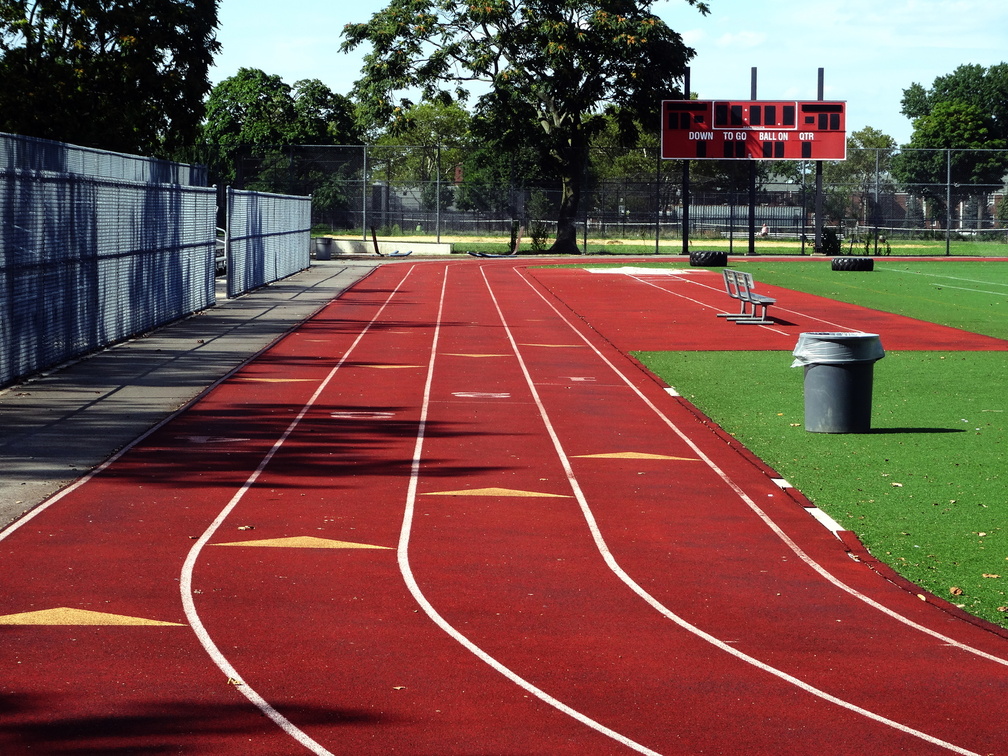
209,0,1008,146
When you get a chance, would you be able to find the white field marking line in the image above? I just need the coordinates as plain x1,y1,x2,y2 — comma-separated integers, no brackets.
928,283,1008,296
180,264,418,756
883,267,1008,291
397,266,662,756
524,265,1008,670
508,268,999,755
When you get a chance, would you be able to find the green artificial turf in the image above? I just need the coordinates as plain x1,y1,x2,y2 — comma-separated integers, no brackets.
734,259,1008,341
616,259,1008,626
636,347,1008,628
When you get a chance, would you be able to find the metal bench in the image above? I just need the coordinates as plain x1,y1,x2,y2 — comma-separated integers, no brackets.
718,269,776,324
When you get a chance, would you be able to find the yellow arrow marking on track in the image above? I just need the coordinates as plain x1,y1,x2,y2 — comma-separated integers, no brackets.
575,452,699,461
521,344,584,348
0,608,183,626
214,536,392,550
235,378,316,383
423,487,570,498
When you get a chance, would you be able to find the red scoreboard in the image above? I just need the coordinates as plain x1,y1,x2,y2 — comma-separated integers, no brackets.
661,100,847,161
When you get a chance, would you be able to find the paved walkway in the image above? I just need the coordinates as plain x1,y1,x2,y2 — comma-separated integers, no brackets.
0,261,376,528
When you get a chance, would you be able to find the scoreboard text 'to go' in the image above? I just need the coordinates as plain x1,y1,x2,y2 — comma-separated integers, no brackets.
661,100,847,161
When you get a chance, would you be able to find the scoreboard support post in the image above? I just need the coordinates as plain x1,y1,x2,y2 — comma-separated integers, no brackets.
681,68,691,256
748,67,757,257
661,70,845,256
814,68,825,254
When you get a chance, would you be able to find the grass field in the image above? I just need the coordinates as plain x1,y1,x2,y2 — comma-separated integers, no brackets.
428,235,1008,257
632,259,1008,628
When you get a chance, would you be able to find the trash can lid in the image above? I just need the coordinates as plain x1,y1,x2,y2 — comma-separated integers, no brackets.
791,332,885,367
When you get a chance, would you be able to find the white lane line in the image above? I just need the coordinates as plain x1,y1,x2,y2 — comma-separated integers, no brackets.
397,266,663,756
523,265,1008,666
180,264,418,756
524,264,1008,669
503,266,991,755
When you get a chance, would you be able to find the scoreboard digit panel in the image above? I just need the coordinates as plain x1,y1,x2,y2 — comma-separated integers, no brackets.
661,100,846,161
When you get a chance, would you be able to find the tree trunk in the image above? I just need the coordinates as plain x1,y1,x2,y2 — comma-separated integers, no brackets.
549,161,583,255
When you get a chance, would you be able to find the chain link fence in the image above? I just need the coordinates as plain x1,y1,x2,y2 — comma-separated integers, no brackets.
1,169,217,387
1,134,315,388
236,145,1008,252
2,131,208,186
226,188,311,298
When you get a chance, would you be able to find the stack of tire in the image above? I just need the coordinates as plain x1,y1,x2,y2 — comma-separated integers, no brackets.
831,257,874,271
689,250,728,267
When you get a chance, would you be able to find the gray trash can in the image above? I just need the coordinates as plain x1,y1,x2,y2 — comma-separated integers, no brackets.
792,332,885,433
314,237,332,260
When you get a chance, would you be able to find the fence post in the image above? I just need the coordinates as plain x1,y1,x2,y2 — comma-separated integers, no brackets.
436,144,442,243
945,148,952,256
362,145,368,241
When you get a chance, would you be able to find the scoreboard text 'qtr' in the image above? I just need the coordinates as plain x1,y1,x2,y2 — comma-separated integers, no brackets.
661,100,847,161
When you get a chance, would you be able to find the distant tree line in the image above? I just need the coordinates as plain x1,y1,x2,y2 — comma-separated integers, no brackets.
0,0,219,155
3,1,1006,242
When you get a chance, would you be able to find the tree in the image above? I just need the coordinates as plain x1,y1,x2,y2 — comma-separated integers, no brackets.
341,0,707,254
897,64,1008,227
291,78,362,145
901,63,1008,141
824,127,897,226
893,100,1007,225
587,113,678,235
374,100,473,214
0,0,220,156
200,68,361,186
455,84,559,215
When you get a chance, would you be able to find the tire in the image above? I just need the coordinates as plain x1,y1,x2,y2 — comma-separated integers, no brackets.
690,250,728,267
832,256,874,271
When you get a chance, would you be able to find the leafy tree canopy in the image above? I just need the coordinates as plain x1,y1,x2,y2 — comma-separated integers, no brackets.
341,0,708,253
897,65,1008,216
0,0,220,156
378,100,473,148
893,100,1008,218
901,63,1008,142
822,127,897,224
201,68,362,184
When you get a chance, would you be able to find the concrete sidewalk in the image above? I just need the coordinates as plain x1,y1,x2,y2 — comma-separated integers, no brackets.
0,260,376,528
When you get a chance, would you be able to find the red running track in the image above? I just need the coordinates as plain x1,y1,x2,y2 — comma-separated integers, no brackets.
1,259,1006,755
